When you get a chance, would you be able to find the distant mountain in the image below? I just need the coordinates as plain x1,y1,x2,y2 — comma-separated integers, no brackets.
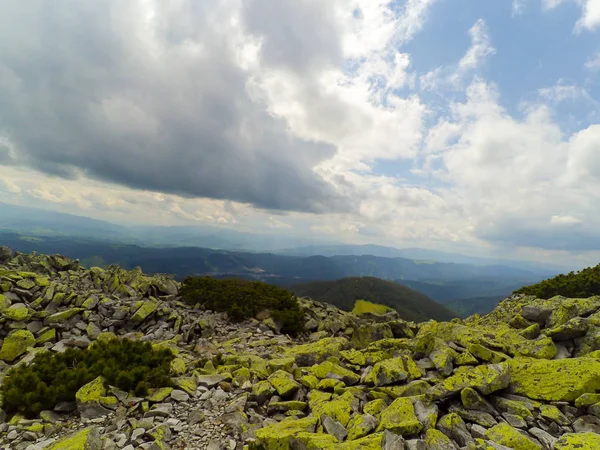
280,244,567,275
289,276,455,322
0,202,333,250
445,296,506,318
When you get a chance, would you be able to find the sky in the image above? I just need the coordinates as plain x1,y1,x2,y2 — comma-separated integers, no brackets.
0,0,600,266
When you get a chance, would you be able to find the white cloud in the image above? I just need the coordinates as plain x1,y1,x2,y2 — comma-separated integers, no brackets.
420,19,495,91
585,52,600,71
542,0,600,31
512,0,526,15
551,215,583,225
538,83,594,103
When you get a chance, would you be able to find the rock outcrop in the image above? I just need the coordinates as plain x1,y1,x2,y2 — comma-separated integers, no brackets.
1,247,600,449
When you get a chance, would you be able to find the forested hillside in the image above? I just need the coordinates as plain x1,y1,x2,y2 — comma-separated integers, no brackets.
515,263,600,299
289,276,455,322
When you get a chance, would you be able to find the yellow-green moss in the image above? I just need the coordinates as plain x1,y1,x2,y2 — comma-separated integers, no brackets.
46,427,98,450
554,432,600,449
351,300,393,315
509,357,600,401
485,423,542,450
377,397,422,436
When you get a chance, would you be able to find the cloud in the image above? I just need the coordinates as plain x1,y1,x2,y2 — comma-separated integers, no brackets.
0,1,349,213
541,0,600,31
420,19,495,91
424,80,600,251
512,0,526,15
586,52,600,71
537,83,595,103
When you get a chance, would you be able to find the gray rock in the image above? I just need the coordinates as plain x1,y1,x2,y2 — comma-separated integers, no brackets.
437,414,474,447
404,439,426,450
170,389,190,402
196,374,228,388
572,415,600,433
522,306,552,322
382,429,406,450
529,427,557,449
322,415,347,442
144,403,173,418
503,413,527,428
470,424,488,439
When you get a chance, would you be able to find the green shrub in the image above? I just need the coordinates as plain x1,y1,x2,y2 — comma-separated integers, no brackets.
1,339,174,418
180,276,304,335
515,264,600,299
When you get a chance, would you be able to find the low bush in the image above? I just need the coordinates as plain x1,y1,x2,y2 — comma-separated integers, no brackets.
180,276,304,335
1,339,174,418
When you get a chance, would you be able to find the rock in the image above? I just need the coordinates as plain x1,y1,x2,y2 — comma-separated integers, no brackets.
365,356,422,387
254,417,318,448
284,337,348,366
197,374,228,388
347,414,379,441
321,415,347,442
572,415,600,433
436,413,474,447
508,357,600,401
3,303,29,321
0,329,36,362
424,429,458,450
521,306,553,323
131,300,158,322
310,361,360,385
528,427,557,449
381,429,406,450
545,317,589,341
377,397,423,436
75,376,111,419
267,370,300,398
554,432,600,449
428,363,510,400
46,427,102,450
461,387,497,415
45,309,84,325
485,423,541,450
170,389,190,402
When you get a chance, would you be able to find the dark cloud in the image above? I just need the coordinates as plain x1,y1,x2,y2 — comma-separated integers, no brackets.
0,1,347,213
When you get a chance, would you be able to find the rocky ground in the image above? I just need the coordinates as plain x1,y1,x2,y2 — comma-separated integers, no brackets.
1,247,600,449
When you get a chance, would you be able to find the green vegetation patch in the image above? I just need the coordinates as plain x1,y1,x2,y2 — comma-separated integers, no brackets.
351,300,393,316
180,276,304,335
515,264,600,299
1,339,174,418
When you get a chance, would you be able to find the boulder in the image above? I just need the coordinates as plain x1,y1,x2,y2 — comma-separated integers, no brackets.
46,427,102,450
75,376,111,419
484,423,541,450
508,357,600,401
427,363,510,400
377,397,423,436
0,329,35,362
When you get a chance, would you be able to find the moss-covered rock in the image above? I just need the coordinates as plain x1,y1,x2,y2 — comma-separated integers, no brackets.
310,360,360,385
428,363,510,400
508,357,600,401
253,417,318,450
131,300,158,322
45,308,84,324
425,428,457,450
485,423,541,450
3,303,29,321
365,355,423,387
0,329,36,362
554,432,600,449
284,337,348,366
377,397,422,436
347,414,379,441
46,427,102,450
268,370,300,397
